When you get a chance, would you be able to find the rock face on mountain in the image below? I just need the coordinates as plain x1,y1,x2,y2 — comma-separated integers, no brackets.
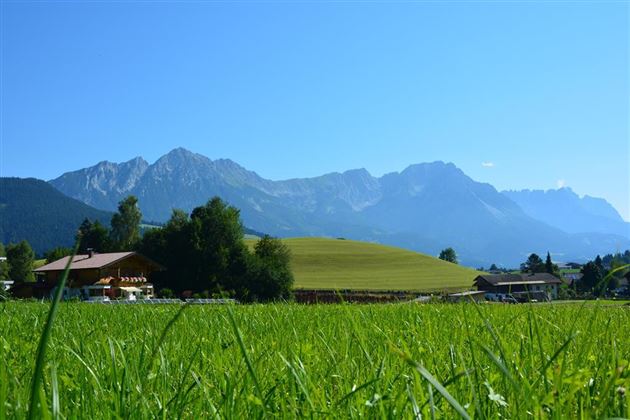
50,156,149,211
503,188,630,238
49,148,629,266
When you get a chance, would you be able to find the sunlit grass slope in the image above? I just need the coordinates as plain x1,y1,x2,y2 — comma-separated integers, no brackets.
247,237,480,291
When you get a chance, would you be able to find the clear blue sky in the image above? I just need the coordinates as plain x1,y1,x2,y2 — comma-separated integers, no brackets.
1,1,628,220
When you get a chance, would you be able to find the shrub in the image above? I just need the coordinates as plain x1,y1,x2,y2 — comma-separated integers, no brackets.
159,288,174,298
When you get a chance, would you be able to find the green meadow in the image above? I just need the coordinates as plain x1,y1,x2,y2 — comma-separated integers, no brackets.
1,302,629,418
247,237,481,291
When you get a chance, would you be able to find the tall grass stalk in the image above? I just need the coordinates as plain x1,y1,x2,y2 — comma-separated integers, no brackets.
27,241,79,420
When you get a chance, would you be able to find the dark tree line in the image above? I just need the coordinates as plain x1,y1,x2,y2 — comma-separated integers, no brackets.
577,254,628,296
519,252,559,277
74,196,142,254
3,195,293,301
137,197,294,301
601,250,630,268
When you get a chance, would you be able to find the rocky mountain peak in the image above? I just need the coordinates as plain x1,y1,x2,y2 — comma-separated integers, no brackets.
47,148,629,265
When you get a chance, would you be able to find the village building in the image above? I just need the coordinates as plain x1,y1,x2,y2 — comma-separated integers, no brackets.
561,272,583,287
474,273,562,302
33,251,164,301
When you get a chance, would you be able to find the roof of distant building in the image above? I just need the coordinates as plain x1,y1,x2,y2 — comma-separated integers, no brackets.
474,273,562,286
34,252,164,272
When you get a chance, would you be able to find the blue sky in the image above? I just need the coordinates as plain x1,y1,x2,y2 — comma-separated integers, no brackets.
1,1,628,220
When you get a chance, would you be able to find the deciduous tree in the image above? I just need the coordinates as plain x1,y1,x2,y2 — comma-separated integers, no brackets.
44,247,73,263
438,248,458,264
247,235,294,301
110,196,142,250
6,240,35,282
579,261,604,296
520,253,545,274
189,197,249,293
77,218,111,253
138,198,294,301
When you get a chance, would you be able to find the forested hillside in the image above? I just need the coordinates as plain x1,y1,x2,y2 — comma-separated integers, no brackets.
0,178,113,255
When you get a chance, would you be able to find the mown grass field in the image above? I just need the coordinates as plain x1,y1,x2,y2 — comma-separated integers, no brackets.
1,302,629,418
247,237,480,291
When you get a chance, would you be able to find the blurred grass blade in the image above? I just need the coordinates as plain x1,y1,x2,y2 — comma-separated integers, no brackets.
145,304,189,373
595,263,629,293
406,383,422,420
279,354,315,411
414,364,470,420
28,240,79,420
532,332,578,388
478,343,521,393
335,377,381,407
395,347,470,420
51,365,59,420
226,305,267,416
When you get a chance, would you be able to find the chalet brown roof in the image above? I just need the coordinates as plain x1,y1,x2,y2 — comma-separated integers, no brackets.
474,273,562,286
34,252,164,272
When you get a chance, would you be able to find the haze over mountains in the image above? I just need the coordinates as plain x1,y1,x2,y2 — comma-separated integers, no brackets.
46,148,629,267
503,188,630,238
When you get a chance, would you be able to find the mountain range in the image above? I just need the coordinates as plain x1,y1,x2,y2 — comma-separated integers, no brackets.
46,148,630,267
503,188,630,238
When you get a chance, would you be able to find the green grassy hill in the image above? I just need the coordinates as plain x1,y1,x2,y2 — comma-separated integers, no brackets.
247,237,481,291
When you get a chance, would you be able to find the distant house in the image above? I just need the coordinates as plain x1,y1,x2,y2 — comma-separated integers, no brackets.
33,251,164,301
474,273,562,301
562,272,583,287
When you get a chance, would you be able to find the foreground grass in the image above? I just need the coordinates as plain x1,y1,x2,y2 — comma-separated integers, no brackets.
1,302,628,418
247,237,481,291
551,299,630,306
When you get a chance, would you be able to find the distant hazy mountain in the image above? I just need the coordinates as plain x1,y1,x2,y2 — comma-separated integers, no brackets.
0,178,113,255
50,148,630,266
503,188,630,238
